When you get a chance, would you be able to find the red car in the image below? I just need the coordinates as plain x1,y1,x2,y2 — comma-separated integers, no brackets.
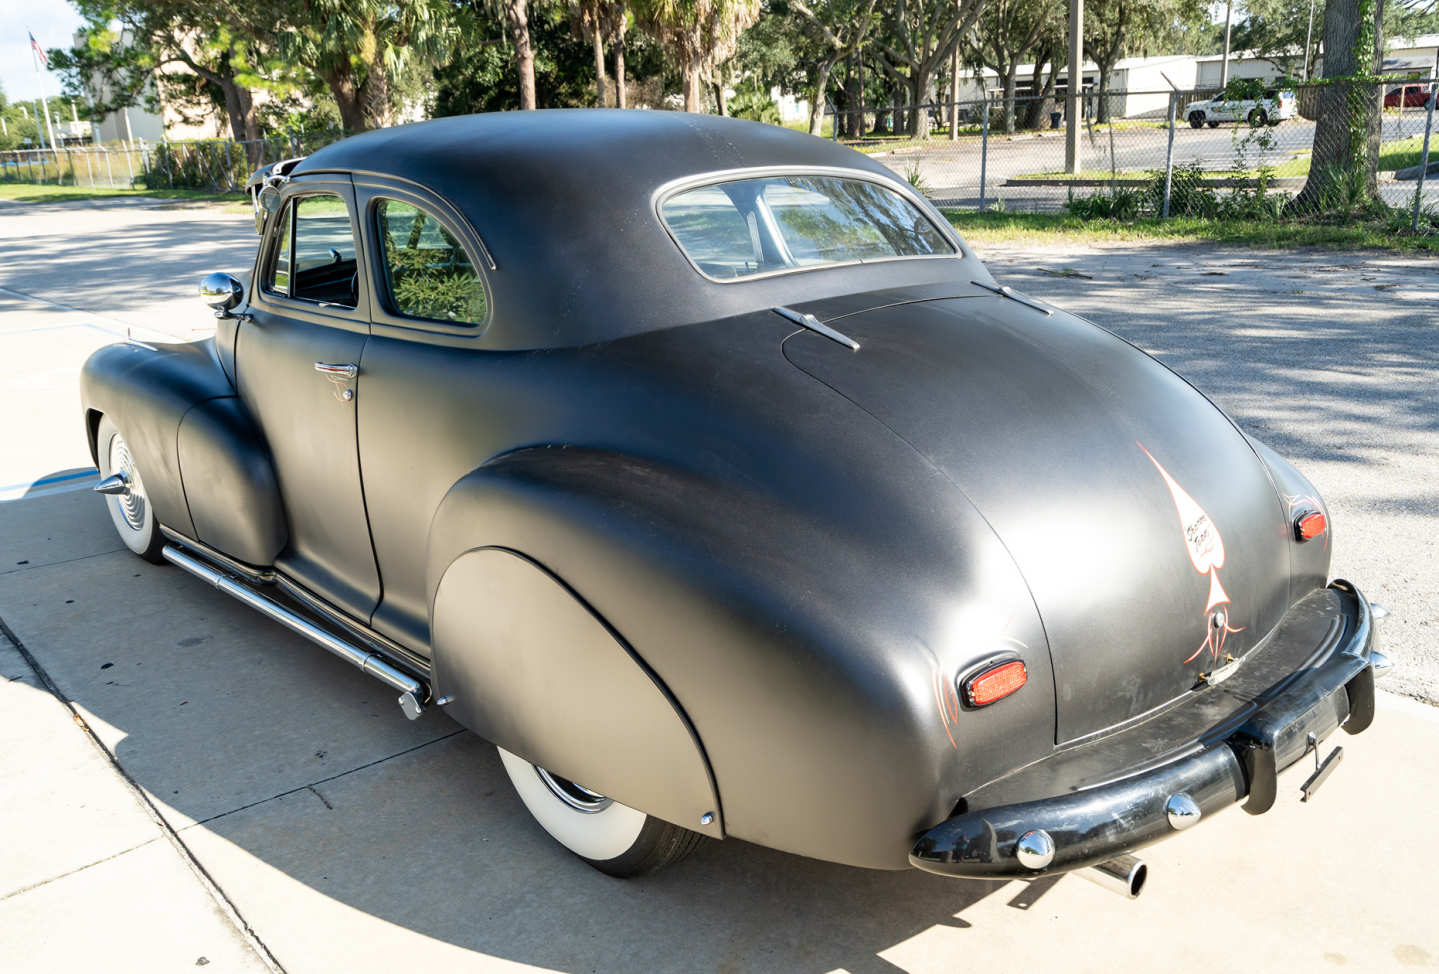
1384,83,1434,109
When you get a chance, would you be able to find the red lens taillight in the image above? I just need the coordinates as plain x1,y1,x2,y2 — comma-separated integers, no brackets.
964,660,1028,707
1296,510,1327,541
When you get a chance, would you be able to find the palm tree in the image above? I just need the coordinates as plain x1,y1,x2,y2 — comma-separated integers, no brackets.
636,0,760,113
570,0,630,107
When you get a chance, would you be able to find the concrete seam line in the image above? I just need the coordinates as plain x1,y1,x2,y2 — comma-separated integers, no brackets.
182,728,468,830
0,545,128,577
0,614,288,974
0,836,162,903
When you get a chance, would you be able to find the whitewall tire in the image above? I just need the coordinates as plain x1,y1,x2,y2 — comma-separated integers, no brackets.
96,416,165,563
497,746,705,877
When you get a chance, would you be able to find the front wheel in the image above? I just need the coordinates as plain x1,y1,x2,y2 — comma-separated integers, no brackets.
1248,108,1268,127
1207,120,1220,128
96,416,164,563
1188,112,1205,129
497,747,705,877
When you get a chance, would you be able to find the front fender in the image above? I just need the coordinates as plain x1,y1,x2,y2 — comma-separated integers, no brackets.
81,339,286,565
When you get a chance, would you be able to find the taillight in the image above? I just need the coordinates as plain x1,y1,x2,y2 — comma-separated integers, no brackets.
964,660,1028,707
1295,510,1327,542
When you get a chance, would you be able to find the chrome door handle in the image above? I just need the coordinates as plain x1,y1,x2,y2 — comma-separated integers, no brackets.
314,362,358,378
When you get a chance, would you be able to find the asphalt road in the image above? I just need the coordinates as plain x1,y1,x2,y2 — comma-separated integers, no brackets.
875,111,1439,211
1,197,1437,973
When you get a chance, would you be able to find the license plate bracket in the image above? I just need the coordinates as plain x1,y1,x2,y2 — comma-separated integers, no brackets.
1299,734,1344,802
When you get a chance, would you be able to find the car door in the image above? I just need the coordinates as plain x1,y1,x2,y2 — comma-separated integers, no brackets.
237,175,382,621
348,177,495,653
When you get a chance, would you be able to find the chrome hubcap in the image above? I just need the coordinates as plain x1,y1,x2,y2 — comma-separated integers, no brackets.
535,766,612,813
108,434,147,532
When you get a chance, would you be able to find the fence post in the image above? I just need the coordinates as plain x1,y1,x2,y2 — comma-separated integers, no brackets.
1412,90,1435,232
103,146,115,188
1162,91,1177,219
978,89,990,213
122,145,134,188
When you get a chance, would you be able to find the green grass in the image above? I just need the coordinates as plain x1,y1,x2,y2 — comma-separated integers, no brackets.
1377,135,1436,172
0,183,244,204
942,209,1439,253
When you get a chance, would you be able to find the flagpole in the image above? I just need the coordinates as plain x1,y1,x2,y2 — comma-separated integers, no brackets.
29,28,60,151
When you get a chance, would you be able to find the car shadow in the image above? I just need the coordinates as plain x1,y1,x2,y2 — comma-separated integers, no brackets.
0,484,1039,973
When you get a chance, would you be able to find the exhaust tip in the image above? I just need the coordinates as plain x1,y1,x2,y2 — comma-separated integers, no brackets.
1127,861,1148,898
1078,854,1147,899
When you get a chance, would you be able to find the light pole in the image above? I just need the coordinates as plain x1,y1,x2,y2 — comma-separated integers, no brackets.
1066,0,1083,174
1302,0,1317,82
1219,0,1234,90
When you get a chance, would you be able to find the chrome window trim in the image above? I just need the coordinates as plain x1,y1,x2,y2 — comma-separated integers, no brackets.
652,165,964,285
260,188,364,313
368,194,493,332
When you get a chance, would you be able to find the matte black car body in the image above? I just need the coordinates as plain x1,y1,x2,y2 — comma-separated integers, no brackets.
80,110,1383,879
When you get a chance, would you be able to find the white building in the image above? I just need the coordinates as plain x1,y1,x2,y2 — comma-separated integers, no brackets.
1195,34,1439,88
963,55,1199,119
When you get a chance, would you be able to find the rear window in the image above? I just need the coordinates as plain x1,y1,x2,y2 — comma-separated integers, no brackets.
660,174,954,280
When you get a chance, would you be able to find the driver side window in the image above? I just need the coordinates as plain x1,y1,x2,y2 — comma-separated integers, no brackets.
264,193,359,309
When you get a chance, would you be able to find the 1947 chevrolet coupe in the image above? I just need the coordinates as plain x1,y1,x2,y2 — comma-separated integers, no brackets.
80,110,1391,894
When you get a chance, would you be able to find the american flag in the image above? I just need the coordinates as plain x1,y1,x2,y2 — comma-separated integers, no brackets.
30,31,48,69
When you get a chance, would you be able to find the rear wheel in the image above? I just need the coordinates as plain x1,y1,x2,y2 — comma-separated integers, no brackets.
497,746,705,877
96,416,164,563
1207,120,1220,128
1188,112,1205,129
1248,108,1268,127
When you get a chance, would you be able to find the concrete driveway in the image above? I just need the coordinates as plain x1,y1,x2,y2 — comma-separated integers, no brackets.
2,197,1438,973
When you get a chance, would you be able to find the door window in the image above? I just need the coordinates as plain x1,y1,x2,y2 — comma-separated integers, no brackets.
292,195,359,307
265,203,292,296
374,198,488,326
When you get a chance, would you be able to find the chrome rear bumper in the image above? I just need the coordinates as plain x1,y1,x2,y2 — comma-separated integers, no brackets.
910,580,1381,879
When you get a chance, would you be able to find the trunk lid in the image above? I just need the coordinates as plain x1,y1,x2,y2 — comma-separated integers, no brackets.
783,293,1292,743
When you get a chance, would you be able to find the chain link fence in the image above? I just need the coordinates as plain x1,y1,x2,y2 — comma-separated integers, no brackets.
829,79,1437,232
0,131,340,193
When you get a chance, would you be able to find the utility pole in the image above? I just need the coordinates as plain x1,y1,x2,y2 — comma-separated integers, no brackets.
1302,0,1317,81
1220,0,1234,90
1066,0,1083,174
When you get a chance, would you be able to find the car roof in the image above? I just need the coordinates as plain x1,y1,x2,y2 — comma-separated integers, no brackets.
293,111,979,349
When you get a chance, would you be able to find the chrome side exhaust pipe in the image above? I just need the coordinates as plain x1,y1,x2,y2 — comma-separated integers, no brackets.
1076,855,1147,899
161,545,429,719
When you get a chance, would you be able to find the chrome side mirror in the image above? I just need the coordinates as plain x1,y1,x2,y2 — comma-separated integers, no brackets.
199,272,247,319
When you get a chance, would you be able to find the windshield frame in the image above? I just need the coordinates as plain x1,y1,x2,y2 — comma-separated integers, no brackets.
653,166,964,285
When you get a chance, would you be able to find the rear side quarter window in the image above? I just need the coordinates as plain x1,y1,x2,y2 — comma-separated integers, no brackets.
375,199,488,326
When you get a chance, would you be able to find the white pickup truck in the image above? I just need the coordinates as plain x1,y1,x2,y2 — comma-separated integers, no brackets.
1185,88,1297,128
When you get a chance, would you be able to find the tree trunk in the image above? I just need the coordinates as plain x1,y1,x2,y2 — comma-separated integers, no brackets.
683,65,704,113
358,60,394,130
713,80,728,116
1095,66,1111,123
614,34,627,108
905,72,926,138
949,45,959,140
330,74,368,134
592,30,607,107
809,58,836,136
217,76,260,161
1002,63,1018,134
1022,56,1055,130
505,0,538,110
1288,0,1385,211
844,58,863,139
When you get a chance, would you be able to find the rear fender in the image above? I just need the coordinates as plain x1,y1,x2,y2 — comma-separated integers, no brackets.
425,447,1051,869
431,545,723,839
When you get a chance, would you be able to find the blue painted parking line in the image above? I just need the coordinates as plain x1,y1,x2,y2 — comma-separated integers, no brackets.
0,468,99,503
